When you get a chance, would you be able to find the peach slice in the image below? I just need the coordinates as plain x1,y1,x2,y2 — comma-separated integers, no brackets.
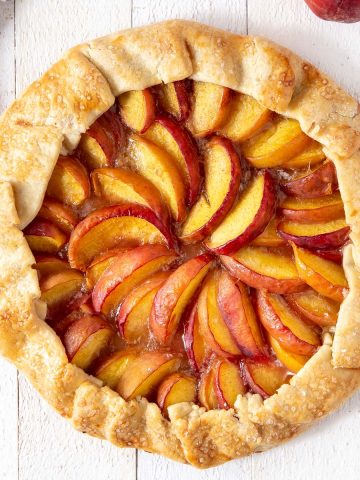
157,80,190,121
256,290,321,355
282,140,325,169
183,300,209,372
220,92,271,142
38,197,78,234
221,246,305,294
157,373,197,412
217,271,266,357
85,247,128,289
34,255,71,277
79,110,124,169
117,352,181,400
251,217,285,247
267,334,310,373
312,247,343,264
93,350,137,389
279,192,344,223
292,243,349,302
118,89,155,133
40,269,84,319
181,136,242,243
143,116,201,205
187,81,231,137
281,160,337,198
242,118,312,168
68,204,174,271
92,245,177,316
150,255,213,344
91,167,167,221
198,271,242,358
278,217,350,249
24,219,67,254
62,314,114,370
286,289,339,327
117,271,170,344
129,134,186,221
205,171,276,254
198,365,219,410
241,358,290,398
46,155,90,206
214,359,246,409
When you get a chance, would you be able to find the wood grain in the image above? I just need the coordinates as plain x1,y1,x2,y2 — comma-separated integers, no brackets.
0,0,360,478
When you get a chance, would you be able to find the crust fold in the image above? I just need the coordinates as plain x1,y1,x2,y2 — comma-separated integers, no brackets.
0,20,360,467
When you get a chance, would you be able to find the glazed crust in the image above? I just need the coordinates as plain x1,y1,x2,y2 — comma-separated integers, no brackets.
0,20,360,467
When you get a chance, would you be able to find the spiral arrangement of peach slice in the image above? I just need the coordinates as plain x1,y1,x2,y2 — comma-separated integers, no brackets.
24,79,350,413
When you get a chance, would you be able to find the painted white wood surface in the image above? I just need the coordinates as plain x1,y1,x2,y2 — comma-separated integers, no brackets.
1,1,360,479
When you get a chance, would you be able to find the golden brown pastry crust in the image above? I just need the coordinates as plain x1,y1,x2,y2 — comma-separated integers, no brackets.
0,20,360,468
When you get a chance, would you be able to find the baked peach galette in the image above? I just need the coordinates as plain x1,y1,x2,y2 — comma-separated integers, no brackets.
1,21,360,468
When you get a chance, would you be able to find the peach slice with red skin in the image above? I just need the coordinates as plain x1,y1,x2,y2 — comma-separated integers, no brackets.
129,134,186,221
38,197,78,234
156,373,197,412
91,167,168,221
220,92,271,142
205,171,276,254
198,364,219,410
213,359,246,409
267,334,310,373
93,350,137,389
157,80,191,122
85,247,128,289
46,155,90,206
216,271,266,357
40,269,85,320
286,289,339,327
241,358,290,398
62,314,114,370
256,290,321,356
183,300,209,373
92,245,177,316
312,247,343,264
198,271,242,358
150,255,213,344
24,219,67,254
117,352,181,400
117,271,170,344
221,246,305,294
181,136,241,243
282,140,325,169
34,255,71,277
242,118,312,168
291,243,349,302
281,160,337,198
118,89,155,133
251,217,285,247
278,217,350,250
143,115,201,206
187,81,231,137
68,203,175,271
79,110,124,169
279,192,344,223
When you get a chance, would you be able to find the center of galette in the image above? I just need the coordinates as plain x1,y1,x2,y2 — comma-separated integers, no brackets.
24,79,349,412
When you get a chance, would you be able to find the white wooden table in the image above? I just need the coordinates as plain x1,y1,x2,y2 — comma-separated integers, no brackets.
1,1,360,478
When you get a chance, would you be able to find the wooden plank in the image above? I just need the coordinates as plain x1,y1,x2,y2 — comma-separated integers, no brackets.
14,1,135,479
248,1,360,478
0,2,19,480
131,1,249,476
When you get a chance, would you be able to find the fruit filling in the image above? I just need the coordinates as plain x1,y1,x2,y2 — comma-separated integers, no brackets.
24,80,350,412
